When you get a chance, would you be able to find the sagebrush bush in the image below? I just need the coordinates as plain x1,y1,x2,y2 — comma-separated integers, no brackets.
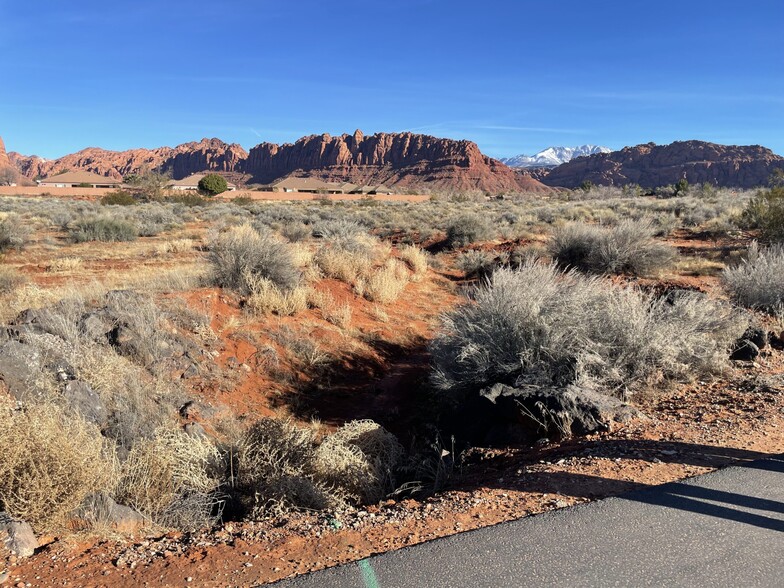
431,262,747,403
209,224,301,294
70,216,138,242
722,242,784,313
548,219,676,275
0,401,114,530
0,215,29,251
446,214,494,248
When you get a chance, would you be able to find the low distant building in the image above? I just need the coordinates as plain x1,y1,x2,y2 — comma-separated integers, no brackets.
270,178,342,193
167,173,237,191
372,184,394,195
269,177,397,195
38,171,122,188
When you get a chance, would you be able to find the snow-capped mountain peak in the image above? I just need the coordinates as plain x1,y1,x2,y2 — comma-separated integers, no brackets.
500,145,611,168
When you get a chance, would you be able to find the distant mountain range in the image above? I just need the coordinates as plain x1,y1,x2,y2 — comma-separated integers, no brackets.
2,131,552,194
3,133,783,193
500,145,611,168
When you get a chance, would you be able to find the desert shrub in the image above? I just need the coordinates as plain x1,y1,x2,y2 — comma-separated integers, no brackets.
167,193,210,207
548,219,676,275
198,174,229,196
70,216,138,242
314,234,378,283
0,266,26,293
209,224,301,294
431,262,747,404
0,401,114,530
311,420,404,504
46,256,84,272
398,245,428,279
281,221,312,242
455,250,497,278
741,186,784,242
100,190,137,206
358,259,410,303
0,215,29,251
446,214,494,248
235,418,335,516
116,428,223,530
245,274,310,316
311,218,367,239
722,242,784,313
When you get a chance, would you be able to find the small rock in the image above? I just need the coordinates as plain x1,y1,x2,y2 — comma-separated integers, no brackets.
0,513,38,558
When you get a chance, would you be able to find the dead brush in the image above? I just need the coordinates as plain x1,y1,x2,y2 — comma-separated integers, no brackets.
398,245,428,280
155,238,195,255
0,400,115,531
46,257,84,273
115,427,224,530
358,259,410,303
234,418,338,516
245,271,310,316
311,420,404,504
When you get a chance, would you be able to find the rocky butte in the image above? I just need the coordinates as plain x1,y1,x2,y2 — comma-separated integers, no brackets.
542,140,784,189
7,131,550,194
242,130,549,193
9,138,249,182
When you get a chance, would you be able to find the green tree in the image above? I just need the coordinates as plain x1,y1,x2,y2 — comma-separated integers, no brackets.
198,174,229,196
125,168,170,201
674,178,689,195
579,180,594,192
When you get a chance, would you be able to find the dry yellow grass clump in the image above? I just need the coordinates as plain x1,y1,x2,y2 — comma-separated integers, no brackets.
115,427,223,530
357,259,411,303
46,256,84,273
0,401,114,530
398,245,428,280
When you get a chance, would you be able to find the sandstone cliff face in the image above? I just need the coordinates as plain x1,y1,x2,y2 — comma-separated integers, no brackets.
11,138,248,181
7,131,548,193
242,131,547,193
0,136,11,168
542,141,784,189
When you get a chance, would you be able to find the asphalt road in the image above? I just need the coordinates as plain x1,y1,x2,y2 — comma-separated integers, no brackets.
273,454,784,587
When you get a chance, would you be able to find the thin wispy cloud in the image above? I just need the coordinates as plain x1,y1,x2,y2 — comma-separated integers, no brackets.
478,125,590,134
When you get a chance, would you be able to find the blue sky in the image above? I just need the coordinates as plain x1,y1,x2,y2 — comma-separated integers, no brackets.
1,0,782,159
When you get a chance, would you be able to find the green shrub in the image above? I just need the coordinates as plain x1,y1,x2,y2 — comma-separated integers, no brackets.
70,216,138,242
741,186,784,242
198,174,229,196
167,193,210,207
100,190,137,206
